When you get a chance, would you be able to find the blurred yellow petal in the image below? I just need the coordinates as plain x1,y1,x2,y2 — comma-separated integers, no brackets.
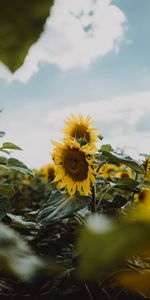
118,270,150,294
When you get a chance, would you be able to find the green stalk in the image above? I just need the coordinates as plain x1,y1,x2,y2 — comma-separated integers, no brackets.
90,185,96,214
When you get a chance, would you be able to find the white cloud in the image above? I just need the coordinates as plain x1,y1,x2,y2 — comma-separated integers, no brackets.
2,90,150,168
0,0,126,82
46,90,150,127
46,90,150,160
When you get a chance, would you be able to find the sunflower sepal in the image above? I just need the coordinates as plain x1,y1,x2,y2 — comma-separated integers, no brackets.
62,114,99,145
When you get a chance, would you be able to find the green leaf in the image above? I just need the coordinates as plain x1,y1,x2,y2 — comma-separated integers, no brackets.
0,196,11,220
0,183,14,197
1,142,22,151
77,137,89,146
100,151,144,174
98,135,104,141
78,215,150,279
0,0,54,72
0,222,64,280
0,131,5,138
100,194,128,209
100,144,113,151
0,156,8,165
7,213,39,231
7,158,33,175
37,190,91,224
0,222,44,280
113,178,140,192
0,149,10,155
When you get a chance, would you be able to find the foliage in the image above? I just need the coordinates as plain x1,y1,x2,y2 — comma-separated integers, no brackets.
78,214,150,279
0,0,54,72
0,1,149,297
0,168,52,214
1,114,150,299
0,125,33,198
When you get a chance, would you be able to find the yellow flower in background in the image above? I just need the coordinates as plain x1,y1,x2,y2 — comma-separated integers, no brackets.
98,163,134,180
145,157,150,179
99,163,116,180
115,164,133,179
132,190,139,204
134,187,150,208
131,188,150,222
52,139,96,196
24,174,32,185
62,114,98,145
117,270,150,295
115,169,133,179
40,164,55,183
135,188,150,207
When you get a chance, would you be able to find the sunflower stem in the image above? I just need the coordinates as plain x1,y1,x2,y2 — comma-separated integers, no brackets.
91,185,96,214
130,171,138,206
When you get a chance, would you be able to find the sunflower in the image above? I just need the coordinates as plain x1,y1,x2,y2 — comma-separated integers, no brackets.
133,188,150,223
114,164,133,179
133,187,150,206
132,188,150,221
24,174,32,185
40,164,55,183
115,169,133,179
52,139,96,196
62,114,98,145
137,188,150,205
99,163,116,180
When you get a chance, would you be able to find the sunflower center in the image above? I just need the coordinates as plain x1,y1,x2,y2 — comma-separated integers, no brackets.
63,148,88,181
120,172,130,178
71,125,90,142
139,190,148,202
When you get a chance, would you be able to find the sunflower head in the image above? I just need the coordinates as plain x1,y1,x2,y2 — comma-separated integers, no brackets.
99,163,116,180
24,174,32,185
134,187,150,207
52,139,96,196
40,164,55,183
115,169,133,179
114,164,133,179
62,114,98,146
138,188,150,205
133,188,150,221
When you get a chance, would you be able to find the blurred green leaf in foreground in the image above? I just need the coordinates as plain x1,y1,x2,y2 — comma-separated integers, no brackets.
78,213,150,280
0,0,54,72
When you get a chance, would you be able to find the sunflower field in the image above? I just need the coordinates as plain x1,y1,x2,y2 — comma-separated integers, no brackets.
1,112,150,300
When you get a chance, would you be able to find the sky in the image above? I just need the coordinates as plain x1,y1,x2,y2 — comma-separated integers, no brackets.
0,0,150,168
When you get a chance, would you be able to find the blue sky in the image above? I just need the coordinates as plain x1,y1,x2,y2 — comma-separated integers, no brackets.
0,0,150,168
